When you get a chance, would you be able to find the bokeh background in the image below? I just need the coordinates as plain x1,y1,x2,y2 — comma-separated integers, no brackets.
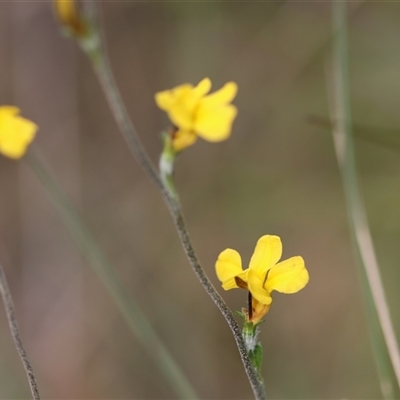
1,1,400,399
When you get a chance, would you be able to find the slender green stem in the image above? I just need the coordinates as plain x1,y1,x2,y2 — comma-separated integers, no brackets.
26,150,198,400
329,2,400,398
0,262,41,400
81,6,266,400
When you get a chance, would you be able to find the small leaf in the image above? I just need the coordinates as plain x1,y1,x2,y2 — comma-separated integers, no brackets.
234,310,246,320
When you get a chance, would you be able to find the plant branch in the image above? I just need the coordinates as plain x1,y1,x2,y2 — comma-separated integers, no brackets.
83,6,266,400
26,150,198,400
328,2,400,397
0,262,41,400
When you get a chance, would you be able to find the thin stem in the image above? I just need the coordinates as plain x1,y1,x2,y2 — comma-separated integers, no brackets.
0,262,41,400
85,8,266,400
329,2,400,398
26,150,198,400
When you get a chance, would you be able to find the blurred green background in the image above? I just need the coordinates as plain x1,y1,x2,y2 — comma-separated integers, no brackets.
1,1,400,399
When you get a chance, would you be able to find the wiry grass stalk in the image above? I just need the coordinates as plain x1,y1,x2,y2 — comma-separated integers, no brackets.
0,262,41,400
328,2,400,398
78,4,267,400
26,150,198,400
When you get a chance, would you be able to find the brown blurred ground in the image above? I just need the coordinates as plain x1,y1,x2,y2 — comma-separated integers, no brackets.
1,2,400,399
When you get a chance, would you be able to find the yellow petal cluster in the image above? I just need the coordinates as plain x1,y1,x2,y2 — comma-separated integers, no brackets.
155,78,238,152
54,0,86,37
216,235,309,323
0,107,37,159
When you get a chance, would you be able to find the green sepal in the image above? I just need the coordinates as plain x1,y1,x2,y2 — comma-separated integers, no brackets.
234,310,246,320
243,321,257,336
242,320,264,377
249,343,263,375
79,27,101,64
159,131,178,198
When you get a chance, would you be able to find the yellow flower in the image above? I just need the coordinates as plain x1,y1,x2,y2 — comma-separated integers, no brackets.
216,235,309,323
54,0,86,37
0,107,37,159
155,78,238,152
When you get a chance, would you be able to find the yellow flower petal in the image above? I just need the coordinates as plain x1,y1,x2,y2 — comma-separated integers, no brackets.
247,269,272,305
0,106,19,116
155,84,192,111
265,256,309,294
223,269,248,290
216,248,244,290
192,78,212,97
249,235,282,274
201,82,238,107
167,94,198,130
216,249,242,279
172,130,198,152
0,107,37,159
155,84,201,131
195,104,237,142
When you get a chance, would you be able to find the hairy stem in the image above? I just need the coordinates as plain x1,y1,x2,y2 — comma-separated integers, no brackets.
84,8,266,400
0,262,41,400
